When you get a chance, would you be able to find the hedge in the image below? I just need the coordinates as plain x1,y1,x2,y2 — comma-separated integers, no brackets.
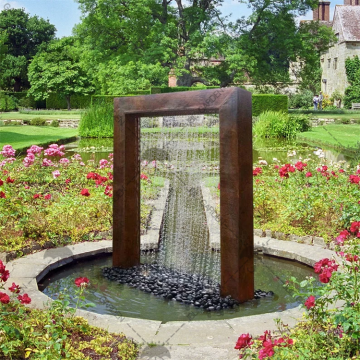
150,86,220,94
91,92,150,105
46,93,92,109
0,92,46,110
252,94,288,117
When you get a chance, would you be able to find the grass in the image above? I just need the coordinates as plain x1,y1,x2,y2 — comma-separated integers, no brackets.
0,126,78,151
19,109,84,115
0,111,81,120
289,109,360,120
297,124,360,150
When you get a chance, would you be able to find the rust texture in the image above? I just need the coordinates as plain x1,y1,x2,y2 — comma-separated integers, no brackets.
113,87,254,302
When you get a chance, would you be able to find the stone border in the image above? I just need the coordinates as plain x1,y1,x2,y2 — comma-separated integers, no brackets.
140,179,169,250
4,237,338,357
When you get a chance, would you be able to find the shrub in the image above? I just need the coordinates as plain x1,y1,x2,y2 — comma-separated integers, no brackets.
79,101,114,137
30,117,47,126
253,111,305,139
0,92,18,111
288,114,311,132
50,120,59,127
252,94,288,116
46,93,92,109
288,90,313,109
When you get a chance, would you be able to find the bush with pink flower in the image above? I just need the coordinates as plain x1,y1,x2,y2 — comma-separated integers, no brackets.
0,143,165,253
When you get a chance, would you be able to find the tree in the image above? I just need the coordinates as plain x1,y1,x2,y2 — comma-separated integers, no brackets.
28,37,94,110
74,0,228,89
0,8,56,91
0,30,7,63
74,0,335,91
226,0,336,90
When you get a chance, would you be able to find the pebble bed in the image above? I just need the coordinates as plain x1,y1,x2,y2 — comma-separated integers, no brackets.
102,264,274,311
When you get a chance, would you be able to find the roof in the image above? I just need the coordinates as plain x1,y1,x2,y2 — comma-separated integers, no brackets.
335,6,360,41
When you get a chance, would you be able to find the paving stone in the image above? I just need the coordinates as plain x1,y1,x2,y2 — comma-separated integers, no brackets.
274,231,286,240
289,234,300,242
254,229,265,237
300,235,313,245
154,320,235,345
313,237,326,247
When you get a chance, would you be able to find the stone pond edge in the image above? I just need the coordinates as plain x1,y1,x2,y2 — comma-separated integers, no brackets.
4,236,338,348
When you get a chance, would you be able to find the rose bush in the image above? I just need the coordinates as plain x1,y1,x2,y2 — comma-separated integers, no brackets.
214,156,360,242
0,262,138,359
0,144,165,253
235,227,360,359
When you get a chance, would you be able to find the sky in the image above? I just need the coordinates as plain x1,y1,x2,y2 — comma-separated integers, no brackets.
0,0,346,38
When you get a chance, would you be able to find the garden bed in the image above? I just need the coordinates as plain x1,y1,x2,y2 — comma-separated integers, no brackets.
0,143,165,256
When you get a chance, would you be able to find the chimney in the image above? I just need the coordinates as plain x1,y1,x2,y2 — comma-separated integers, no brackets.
313,0,331,21
168,69,177,87
344,0,360,5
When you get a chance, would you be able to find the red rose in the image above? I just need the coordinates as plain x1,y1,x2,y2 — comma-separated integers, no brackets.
0,179,3,186
235,333,253,350
0,191,5,199
44,194,51,200
305,295,315,309
6,177,14,184
1,270,9,282
140,173,149,180
18,293,31,304
80,189,90,197
74,277,89,287
0,292,10,304
0,260,5,273
305,172,312,178
9,282,20,294
33,194,42,199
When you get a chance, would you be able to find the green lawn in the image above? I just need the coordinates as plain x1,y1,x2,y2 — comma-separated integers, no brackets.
289,109,360,120
0,111,81,120
0,126,78,151
297,124,360,150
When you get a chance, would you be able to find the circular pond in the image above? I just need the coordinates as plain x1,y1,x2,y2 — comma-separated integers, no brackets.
40,253,316,323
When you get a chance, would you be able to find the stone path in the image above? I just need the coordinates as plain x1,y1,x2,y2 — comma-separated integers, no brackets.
3,237,338,360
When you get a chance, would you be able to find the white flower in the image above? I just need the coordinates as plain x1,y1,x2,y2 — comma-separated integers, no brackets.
259,160,268,165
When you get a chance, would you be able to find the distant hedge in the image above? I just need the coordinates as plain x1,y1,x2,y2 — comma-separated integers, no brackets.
150,86,220,94
0,92,46,110
46,93,92,109
91,92,150,105
252,94,288,117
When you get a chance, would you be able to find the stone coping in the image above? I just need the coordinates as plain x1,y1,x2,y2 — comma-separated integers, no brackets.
4,237,338,359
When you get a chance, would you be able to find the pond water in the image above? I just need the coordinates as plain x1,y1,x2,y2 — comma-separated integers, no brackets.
40,253,316,323
64,132,355,165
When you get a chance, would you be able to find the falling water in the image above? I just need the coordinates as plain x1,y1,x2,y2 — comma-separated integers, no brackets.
140,115,221,281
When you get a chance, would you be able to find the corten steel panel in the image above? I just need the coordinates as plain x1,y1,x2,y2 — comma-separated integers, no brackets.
113,88,254,302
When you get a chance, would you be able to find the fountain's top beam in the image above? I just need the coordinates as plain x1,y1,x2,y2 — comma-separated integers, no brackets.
114,87,247,117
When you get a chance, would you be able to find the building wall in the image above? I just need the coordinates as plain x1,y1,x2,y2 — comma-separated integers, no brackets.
321,41,360,96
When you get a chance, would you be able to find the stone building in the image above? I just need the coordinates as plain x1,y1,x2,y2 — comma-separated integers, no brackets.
319,1,360,97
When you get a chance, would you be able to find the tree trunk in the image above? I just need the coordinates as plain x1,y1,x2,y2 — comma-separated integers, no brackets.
13,78,21,92
66,95,71,111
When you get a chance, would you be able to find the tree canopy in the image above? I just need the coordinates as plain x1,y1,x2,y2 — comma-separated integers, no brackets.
28,37,94,110
0,8,56,91
72,0,335,92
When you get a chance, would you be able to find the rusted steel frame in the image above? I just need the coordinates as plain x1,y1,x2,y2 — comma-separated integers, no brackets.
113,88,254,302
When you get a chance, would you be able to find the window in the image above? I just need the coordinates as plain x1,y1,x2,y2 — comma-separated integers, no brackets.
328,59,331,68
334,58,338,70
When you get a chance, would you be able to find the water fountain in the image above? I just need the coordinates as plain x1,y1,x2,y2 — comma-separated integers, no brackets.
112,88,254,303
